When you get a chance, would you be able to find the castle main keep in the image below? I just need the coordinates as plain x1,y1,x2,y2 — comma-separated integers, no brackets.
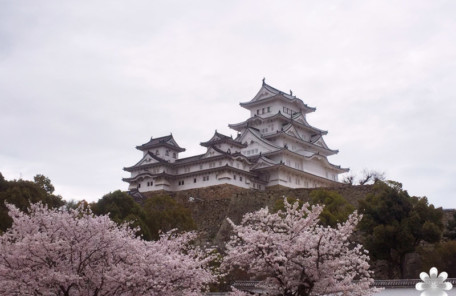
123,81,348,193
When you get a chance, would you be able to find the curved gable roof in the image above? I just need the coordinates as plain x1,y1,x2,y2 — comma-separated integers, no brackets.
136,134,186,152
239,81,316,114
237,127,282,150
200,131,247,148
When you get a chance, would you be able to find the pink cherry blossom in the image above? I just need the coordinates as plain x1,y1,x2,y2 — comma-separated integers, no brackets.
0,203,216,295
222,198,377,296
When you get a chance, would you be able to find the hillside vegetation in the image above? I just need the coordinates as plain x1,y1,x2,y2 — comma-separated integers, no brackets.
2,171,454,280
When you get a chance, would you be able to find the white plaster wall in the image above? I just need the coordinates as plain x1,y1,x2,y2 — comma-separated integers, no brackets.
303,158,326,178
268,170,326,189
143,169,253,192
240,134,276,157
248,101,303,119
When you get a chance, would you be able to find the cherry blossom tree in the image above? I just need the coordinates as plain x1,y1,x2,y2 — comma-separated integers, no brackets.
0,203,216,296
223,199,376,296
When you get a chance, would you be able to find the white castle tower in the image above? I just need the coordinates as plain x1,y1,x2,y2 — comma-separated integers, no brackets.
123,80,348,192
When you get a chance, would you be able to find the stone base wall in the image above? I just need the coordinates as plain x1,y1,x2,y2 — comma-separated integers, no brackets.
142,183,375,244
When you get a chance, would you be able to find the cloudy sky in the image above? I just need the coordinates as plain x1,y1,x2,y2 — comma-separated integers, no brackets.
1,1,455,208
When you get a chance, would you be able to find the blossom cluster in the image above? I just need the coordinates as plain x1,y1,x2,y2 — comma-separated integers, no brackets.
223,199,376,296
0,203,215,296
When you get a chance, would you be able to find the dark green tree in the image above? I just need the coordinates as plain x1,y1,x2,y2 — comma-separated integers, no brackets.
358,180,443,278
91,190,151,240
310,189,355,227
142,195,196,240
0,173,64,233
0,173,6,191
33,174,55,194
444,212,456,240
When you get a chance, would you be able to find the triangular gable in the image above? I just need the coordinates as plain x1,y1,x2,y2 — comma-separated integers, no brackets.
305,153,348,173
200,146,224,159
231,154,252,164
292,112,310,126
166,137,181,148
205,132,224,143
251,156,277,170
282,124,304,141
134,152,163,167
237,128,281,151
311,135,330,149
250,84,277,102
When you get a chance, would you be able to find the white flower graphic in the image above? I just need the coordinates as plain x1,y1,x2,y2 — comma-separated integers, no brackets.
416,267,453,296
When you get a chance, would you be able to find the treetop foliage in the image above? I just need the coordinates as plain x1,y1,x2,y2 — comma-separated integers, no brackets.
33,174,55,194
310,189,355,227
92,190,152,240
358,180,443,278
91,192,196,241
0,173,64,233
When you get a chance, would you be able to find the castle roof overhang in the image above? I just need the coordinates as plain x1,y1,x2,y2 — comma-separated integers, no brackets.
200,131,247,148
236,127,283,150
136,134,186,152
252,163,342,185
306,153,349,173
264,131,338,156
228,112,327,135
260,148,347,173
124,154,223,172
208,146,253,163
123,151,168,172
249,155,279,170
148,164,257,179
122,172,155,182
125,148,253,173
239,82,316,114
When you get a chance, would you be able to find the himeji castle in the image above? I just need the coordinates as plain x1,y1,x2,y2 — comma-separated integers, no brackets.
123,80,348,193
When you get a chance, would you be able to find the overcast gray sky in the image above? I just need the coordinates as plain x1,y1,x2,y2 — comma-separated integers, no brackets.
1,0,455,208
